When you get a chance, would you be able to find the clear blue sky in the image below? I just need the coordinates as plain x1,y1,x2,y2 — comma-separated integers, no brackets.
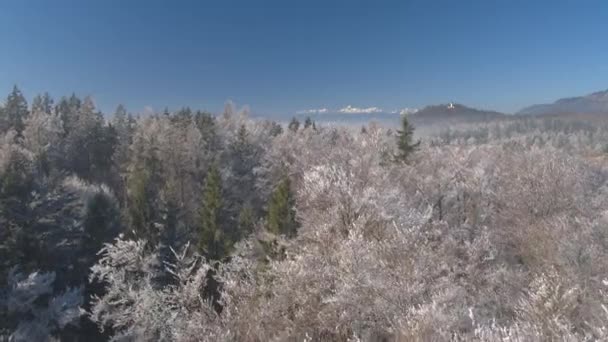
1,0,607,116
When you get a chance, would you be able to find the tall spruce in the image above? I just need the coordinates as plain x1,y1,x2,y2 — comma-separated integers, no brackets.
238,204,255,235
198,165,230,260
394,114,420,163
288,117,300,132
31,92,54,114
267,177,298,236
3,86,29,137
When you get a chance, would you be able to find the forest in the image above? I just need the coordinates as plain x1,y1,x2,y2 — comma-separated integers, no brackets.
3,85,608,341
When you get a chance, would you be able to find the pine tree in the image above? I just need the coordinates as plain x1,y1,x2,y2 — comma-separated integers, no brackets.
304,116,314,129
127,168,156,244
238,204,255,236
269,121,283,136
31,92,54,114
288,117,300,132
4,85,29,137
266,177,298,236
198,165,230,260
393,115,420,163
194,111,217,145
83,191,121,256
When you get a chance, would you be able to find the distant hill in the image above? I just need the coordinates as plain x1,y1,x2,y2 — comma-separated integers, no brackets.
275,103,507,128
292,112,402,127
408,103,506,126
518,89,608,116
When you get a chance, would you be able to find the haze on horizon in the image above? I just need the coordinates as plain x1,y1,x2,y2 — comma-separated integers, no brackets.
1,0,608,116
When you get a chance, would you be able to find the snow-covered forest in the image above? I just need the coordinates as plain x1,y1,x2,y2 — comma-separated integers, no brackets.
3,86,608,341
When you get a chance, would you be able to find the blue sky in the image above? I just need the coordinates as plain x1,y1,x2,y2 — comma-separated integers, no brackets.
1,0,607,116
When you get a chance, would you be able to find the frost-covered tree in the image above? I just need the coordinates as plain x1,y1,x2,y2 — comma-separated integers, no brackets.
1,268,83,341
89,237,223,341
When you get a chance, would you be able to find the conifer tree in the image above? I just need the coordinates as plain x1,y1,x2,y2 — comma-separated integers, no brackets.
127,168,154,242
3,86,29,137
238,204,255,236
31,92,54,114
288,117,300,132
198,165,230,260
266,177,298,236
394,115,420,163
269,121,283,136
304,116,314,129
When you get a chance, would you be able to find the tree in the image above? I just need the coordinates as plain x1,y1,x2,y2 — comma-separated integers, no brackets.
268,121,283,137
31,93,54,114
55,93,81,137
194,110,218,147
288,117,300,132
126,168,157,245
2,268,83,341
266,177,298,237
82,191,121,257
111,105,133,173
198,165,230,260
3,86,29,137
238,204,255,235
304,116,314,129
393,115,420,163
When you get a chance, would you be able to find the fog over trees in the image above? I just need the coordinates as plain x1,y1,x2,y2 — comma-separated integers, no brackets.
4,87,608,341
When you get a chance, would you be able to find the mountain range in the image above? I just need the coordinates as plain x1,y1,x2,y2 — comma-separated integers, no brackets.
517,89,608,116
277,88,608,128
408,103,506,126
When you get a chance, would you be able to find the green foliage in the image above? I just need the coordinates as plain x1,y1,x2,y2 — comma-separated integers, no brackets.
198,165,230,260
238,204,255,235
83,191,121,255
266,177,298,236
393,115,420,163
0,151,34,283
3,85,29,137
127,168,156,244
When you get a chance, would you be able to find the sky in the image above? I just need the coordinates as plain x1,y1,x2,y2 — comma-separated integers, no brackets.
1,0,608,116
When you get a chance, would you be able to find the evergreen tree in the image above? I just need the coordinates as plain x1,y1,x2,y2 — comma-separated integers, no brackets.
226,124,261,222
82,191,121,256
112,105,132,173
172,107,193,126
0,150,34,282
31,92,54,114
393,115,420,163
268,121,283,136
198,165,230,260
55,93,82,137
127,168,157,245
288,117,300,132
266,177,298,237
238,204,255,235
194,111,217,142
3,86,29,137
304,116,314,129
